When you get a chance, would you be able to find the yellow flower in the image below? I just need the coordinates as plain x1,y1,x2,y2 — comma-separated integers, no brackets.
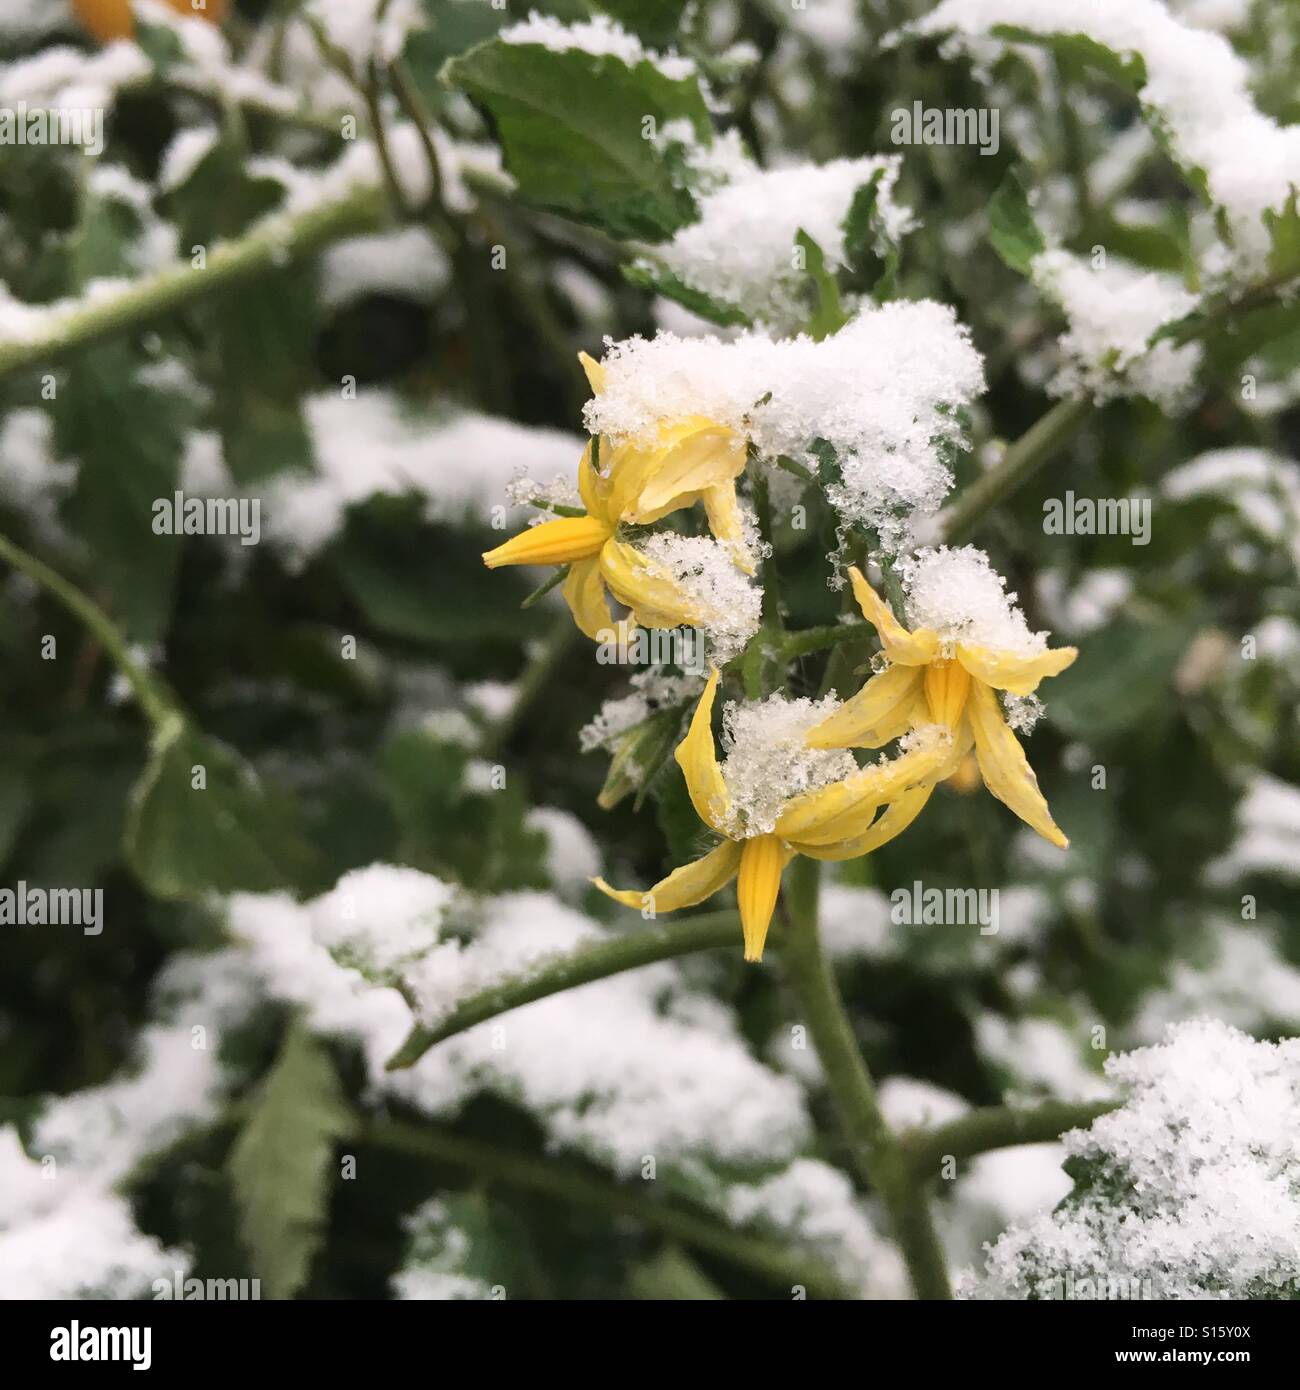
482,354,751,639
806,567,1078,847
593,668,955,962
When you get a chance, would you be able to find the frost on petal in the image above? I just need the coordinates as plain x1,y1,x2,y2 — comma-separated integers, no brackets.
634,533,762,662
898,546,1049,656
584,302,985,550
717,694,859,838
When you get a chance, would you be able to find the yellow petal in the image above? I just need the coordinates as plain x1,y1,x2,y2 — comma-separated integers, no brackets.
674,666,731,834
482,515,610,569
578,350,606,395
956,642,1079,695
703,481,756,575
922,658,972,729
737,834,787,962
806,664,923,748
789,784,934,859
774,727,953,845
967,679,1068,848
599,538,705,629
847,566,940,665
621,423,746,521
562,555,614,641
592,837,742,914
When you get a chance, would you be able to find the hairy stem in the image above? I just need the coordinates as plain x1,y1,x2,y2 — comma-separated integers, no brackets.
0,532,175,729
386,910,744,1069
901,1098,1120,1178
0,184,383,383
779,856,952,1299
368,1118,854,1299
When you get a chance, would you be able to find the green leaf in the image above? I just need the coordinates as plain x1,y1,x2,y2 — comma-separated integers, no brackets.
988,25,1147,87
987,167,1046,274
648,759,708,868
133,18,185,74
398,1191,536,1298
54,342,197,645
227,1020,356,1300
795,229,847,340
841,172,902,299
1048,616,1195,740
623,259,751,326
592,0,690,47
125,713,324,900
443,38,711,241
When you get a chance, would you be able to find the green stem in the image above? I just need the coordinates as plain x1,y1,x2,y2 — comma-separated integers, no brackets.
779,857,952,1299
386,910,743,1069
0,532,175,729
938,396,1093,544
778,623,861,662
479,613,581,759
901,1099,1120,1178
0,184,383,383
367,1118,854,1299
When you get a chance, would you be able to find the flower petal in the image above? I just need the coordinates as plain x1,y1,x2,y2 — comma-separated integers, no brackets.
774,726,953,844
482,515,609,568
848,566,940,665
967,679,1068,848
737,834,788,962
623,424,746,521
562,555,614,641
922,658,972,729
674,666,731,833
806,664,923,748
578,350,606,396
592,837,742,914
789,784,934,859
703,481,756,575
956,643,1078,695
599,538,705,629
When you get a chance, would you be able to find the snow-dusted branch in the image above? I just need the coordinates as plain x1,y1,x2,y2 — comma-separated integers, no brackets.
386,909,743,1071
900,1099,1121,1179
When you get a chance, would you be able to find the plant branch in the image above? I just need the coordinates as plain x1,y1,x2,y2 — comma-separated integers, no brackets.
0,184,383,383
366,1118,855,1299
386,910,743,1070
901,1098,1120,1178
0,531,175,730
778,856,952,1299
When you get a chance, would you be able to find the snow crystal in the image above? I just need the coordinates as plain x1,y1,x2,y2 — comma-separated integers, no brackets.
899,546,1047,655
718,693,858,837
1207,772,1300,884
0,408,76,543
501,12,697,82
157,126,222,193
651,154,913,329
818,883,896,959
726,1158,909,1296
310,864,457,981
1030,249,1202,408
918,0,1300,275
251,393,583,566
1135,922,1300,1041
967,1020,1300,1299
879,1076,969,1130
635,533,762,662
1161,448,1300,573
1034,567,1133,636
320,226,450,308
783,0,868,75
523,807,601,897
579,667,702,752
976,1013,1113,1102
585,302,985,547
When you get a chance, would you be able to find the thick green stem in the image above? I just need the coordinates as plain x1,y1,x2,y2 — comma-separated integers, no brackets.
901,1098,1120,1178
0,532,175,729
478,613,581,759
780,856,952,1299
386,910,743,1069
367,1118,854,1299
0,183,383,382
938,396,1093,544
